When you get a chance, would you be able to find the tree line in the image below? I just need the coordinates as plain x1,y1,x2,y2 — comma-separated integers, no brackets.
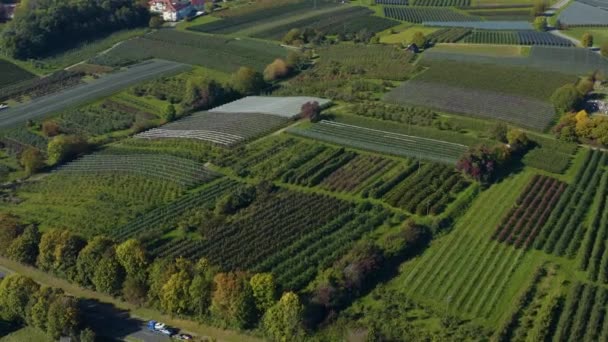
0,210,431,341
0,0,149,59
0,272,95,341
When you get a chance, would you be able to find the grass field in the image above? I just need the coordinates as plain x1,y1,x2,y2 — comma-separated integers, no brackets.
398,171,543,324
415,60,574,100
563,27,608,47
0,59,36,90
431,44,527,56
251,6,399,40
187,0,339,35
91,29,286,72
0,327,53,342
379,25,438,44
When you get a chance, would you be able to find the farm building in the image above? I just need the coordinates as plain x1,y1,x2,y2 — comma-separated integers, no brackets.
149,0,201,21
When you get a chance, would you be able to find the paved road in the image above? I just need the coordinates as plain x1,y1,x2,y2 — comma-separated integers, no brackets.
0,59,190,129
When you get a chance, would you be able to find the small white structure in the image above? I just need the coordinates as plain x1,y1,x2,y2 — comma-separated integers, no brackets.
148,0,194,22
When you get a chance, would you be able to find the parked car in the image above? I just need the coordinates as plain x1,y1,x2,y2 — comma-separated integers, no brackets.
0,104,9,111
147,321,175,336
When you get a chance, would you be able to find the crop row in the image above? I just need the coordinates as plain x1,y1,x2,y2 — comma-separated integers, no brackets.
0,59,36,90
385,81,556,131
535,150,607,257
552,283,608,341
382,163,468,215
157,190,353,271
383,6,480,23
463,30,573,46
0,70,83,102
288,120,468,164
493,175,566,249
321,155,397,193
58,153,218,188
252,6,398,40
113,178,238,241
187,0,339,34
412,0,471,6
376,0,408,4
427,27,472,43
579,171,608,282
0,126,48,153
137,111,288,147
91,30,285,73
346,101,436,126
522,147,573,174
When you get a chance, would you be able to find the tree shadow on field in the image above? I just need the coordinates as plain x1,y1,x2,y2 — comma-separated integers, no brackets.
79,299,143,341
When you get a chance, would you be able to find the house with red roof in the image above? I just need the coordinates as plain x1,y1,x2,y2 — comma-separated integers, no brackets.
149,0,195,22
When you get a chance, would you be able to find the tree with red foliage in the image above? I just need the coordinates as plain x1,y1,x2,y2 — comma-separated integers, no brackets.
456,144,510,184
300,101,321,122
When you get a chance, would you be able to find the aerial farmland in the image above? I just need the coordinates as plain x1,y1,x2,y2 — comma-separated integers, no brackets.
0,0,607,341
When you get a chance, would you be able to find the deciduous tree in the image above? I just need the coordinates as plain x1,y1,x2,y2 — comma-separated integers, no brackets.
46,296,80,339
551,84,583,113
231,67,266,95
582,32,594,47
0,213,25,255
211,271,256,328
250,273,276,313
262,292,305,342
0,274,39,322
301,101,321,122
37,230,86,277
264,58,290,81
7,225,40,265
20,147,45,175
116,239,148,280
75,236,115,287
47,135,89,165
92,251,125,296
533,16,547,31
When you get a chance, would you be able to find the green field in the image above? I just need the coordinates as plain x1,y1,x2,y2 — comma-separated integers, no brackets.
416,60,575,101
2,0,608,341
0,59,36,89
563,27,608,47
91,30,287,72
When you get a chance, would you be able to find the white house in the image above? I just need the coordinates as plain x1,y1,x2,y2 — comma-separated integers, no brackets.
148,0,194,22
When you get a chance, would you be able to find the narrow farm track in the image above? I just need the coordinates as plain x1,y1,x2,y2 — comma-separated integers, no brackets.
0,59,189,128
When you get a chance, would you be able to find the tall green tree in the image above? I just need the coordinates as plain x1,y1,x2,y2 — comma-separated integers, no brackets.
262,292,305,342
46,296,80,339
92,251,125,296
28,286,64,332
115,239,148,280
551,84,583,113
160,270,192,316
211,272,257,328
75,236,115,287
47,135,89,166
582,32,594,47
250,273,276,313
0,274,40,322
188,259,215,318
20,147,45,175
0,213,25,255
231,67,266,95
6,225,40,265
37,230,86,277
